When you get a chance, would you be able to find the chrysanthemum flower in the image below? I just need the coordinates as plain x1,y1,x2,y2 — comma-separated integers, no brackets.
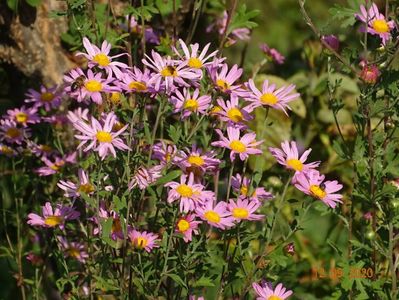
27,202,80,230
29,142,55,158
142,50,201,92
67,108,90,124
57,237,88,263
211,126,263,161
6,106,40,127
195,201,235,230
259,43,285,64
269,141,319,174
231,173,273,202
176,145,220,176
0,119,31,144
77,37,129,78
64,68,115,104
25,85,62,111
72,112,130,160
210,64,244,95
252,281,293,300
247,79,299,115
175,214,201,243
216,95,253,127
355,3,395,45
128,229,159,252
170,88,211,118
128,165,163,190
120,67,153,93
175,39,218,71
152,141,179,165
165,173,214,212
35,152,76,176
0,144,17,156
57,169,95,198
294,170,343,208
228,198,264,222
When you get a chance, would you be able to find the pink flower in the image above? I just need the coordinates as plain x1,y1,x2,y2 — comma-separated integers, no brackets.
269,141,319,174
128,165,163,190
259,43,285,64
231,173,273,202
35,152,77,176
170,88,211,118
67,108,90,124
360,64,380,84
210,64,245,95
165,173,214,212
125,15,160,44
211,126,263,161
25,85,62,111
195,201,235,230
228,198,264,222
72,112,130,160
252,281,293,300
152,141,179,165
6,106,40,127
175,39,218,71
128,229,159,252
216,95,253,127
246,79,299,115
175,214,201,242
176,145,220,176
77,37,129,78
57,237,88,263
0,144,18,156
120,67,154,93
294,170,343,208
27,202,80,230
355,3,395,45
57,169,95,198
29,142,56,158
94,204,125,240
209,11,250,44
0,119,31,144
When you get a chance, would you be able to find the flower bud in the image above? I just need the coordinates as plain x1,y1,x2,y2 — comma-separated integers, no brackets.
322,35,340,52
284,242,295,256
360,65,380,84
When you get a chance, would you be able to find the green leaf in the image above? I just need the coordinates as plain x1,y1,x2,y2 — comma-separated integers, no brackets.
25,0,41,7
192,276,215,288
229,4,259,34
166,273,188,289
168,125,182,144
154,170,182,186
6,0,18,11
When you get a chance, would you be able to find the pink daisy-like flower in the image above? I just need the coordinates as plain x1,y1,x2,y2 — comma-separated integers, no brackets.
252,281,293,300
228,198,264,222
67,108,90,124
77,37,129,78
210,64,245,95
27,202,80,230
175,214,201,243
0,144,17,156
120,67,154,93
128,165,163,190
175,39,218,71
72,112,130,160
211,126,263,161
176,145,220,176
294,170,343,208
165,173,215,212
355,3,395,45
269,141,320,174
57,237,88,263
35,152,76,177
195,201,235,230
152,141,179,165
57,169,95,198
0,119,31,144
231,173,273,202
259,43,285,64
142,50,201,92
25,85,62,111
247,79,300,115
128,229,159,253
64,68,115,104
6,106,40,127
216,95,253,127
29,142,55,158
170,88,211,118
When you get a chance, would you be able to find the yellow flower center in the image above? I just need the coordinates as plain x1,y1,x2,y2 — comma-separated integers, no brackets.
128,81,147,91
232,207,249,219
78,183,94,194
210,106,222,115
204,211,221,223
227,108,243,123
310,184,327,199
177,219,190,232
50,164,60,171
216,79,230,91
40,92,54,102
15,112,28,123
260,93,279,105
93,53,110,67
184,99,199,111
96,131,112,143
286,159,303,171
110,92,121,104
160,66,178,77
112,121,124,132
112,218,122,234
68,247,80,258
40,145,52,153
44,216,62,227
188,155,204,166
6,128,21,139
135,237,148,249
268,296,282,300
85,80,103,92
372,19,389,33
0,145,13,155
230,140,246,153
240,185,248,196
188,57,203,69
176,184,193,197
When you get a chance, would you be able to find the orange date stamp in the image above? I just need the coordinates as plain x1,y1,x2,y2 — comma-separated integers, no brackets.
311,266,375,280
